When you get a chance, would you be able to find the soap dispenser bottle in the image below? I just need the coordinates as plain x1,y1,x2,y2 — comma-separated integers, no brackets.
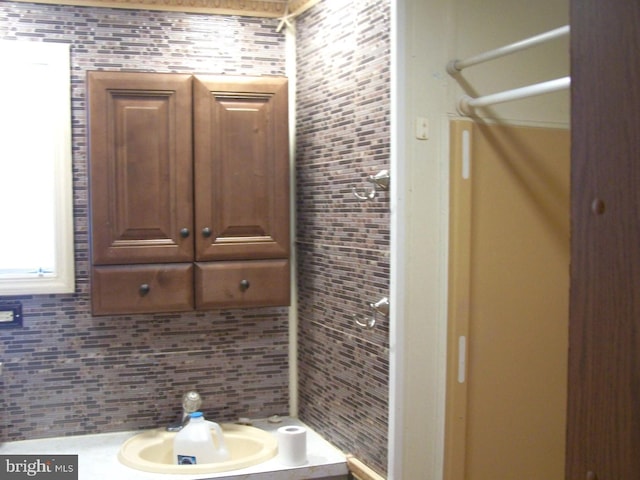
173,411,229,465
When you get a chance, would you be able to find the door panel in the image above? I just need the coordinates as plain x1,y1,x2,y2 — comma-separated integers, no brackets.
193,75,290,261
567,0,640,477
445,120,570,480
88,71,193,265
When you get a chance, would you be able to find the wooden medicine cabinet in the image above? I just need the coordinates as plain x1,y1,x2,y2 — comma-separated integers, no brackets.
87,71,290,315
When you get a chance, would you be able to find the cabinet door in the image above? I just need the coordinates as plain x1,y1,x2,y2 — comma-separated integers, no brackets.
88,71,194,265
193,75,290,261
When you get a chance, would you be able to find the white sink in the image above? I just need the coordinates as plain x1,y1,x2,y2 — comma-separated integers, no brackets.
118,424,277,474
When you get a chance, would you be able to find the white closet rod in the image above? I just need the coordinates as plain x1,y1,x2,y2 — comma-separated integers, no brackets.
457,76,570,115
447,25,570,74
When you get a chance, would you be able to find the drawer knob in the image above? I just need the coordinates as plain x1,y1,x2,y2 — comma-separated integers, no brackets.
180,228,190,238
239,279,250,291
139,284,150,296
202,227,212,238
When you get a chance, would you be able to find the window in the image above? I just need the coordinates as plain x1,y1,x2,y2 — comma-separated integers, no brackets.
0,41,75,295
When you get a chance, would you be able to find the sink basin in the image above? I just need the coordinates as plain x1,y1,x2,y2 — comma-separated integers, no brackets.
118,424,278,474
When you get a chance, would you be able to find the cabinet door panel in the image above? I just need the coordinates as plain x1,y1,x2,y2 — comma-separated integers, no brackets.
92,263,194,315
193,75,290,261
89,71,193,265
195,260,290,309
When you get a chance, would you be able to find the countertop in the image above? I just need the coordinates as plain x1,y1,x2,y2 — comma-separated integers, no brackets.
0,417,348,480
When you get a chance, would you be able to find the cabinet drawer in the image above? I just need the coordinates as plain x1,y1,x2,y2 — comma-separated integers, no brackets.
195,260,290,309
92,264,194,315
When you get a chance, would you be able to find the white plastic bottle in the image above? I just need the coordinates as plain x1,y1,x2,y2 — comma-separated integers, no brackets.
173,412,229,465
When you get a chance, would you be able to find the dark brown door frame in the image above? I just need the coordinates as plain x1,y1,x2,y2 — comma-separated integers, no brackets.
567,1,640,478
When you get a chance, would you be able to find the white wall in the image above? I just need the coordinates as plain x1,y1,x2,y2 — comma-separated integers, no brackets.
390,0,454,477
390,0,569,478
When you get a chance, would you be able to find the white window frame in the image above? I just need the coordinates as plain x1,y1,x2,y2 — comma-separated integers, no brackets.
0,41,75,295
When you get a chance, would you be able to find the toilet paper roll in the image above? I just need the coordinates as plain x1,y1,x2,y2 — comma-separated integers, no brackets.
277,425,307,466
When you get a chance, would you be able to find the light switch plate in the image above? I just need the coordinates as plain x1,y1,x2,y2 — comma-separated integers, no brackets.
416,116,429,140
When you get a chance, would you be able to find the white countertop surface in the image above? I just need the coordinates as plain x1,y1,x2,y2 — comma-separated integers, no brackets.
0,418,348,480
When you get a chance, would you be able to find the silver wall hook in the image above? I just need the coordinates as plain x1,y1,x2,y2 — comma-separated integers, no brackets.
354,297,390,329
352,169,390,201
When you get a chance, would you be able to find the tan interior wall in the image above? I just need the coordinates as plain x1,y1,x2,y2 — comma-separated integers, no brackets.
445,120,570,480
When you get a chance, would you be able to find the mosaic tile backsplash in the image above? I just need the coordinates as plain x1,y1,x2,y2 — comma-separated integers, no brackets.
0,1,289,442
296,0,391,475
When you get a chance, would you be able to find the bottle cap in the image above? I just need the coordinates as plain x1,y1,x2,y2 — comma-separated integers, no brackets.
190,411,204,419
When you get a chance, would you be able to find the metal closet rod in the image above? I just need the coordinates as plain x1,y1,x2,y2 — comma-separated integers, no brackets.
458,76,571,115
447,25,571,115
446,25,570,74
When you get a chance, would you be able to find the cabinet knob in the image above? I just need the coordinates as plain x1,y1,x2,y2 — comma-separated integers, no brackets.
202,227,212,238
180,228,190,238
239,279,250,291
139,284,150,296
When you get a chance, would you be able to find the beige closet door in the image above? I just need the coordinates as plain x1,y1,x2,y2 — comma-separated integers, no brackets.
444,120,570,480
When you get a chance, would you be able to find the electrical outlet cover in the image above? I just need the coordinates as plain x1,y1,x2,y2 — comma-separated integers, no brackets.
0,302,22,328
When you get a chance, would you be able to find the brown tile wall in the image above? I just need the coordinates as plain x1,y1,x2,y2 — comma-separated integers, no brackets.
0,1,289,442
295,0,391,475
